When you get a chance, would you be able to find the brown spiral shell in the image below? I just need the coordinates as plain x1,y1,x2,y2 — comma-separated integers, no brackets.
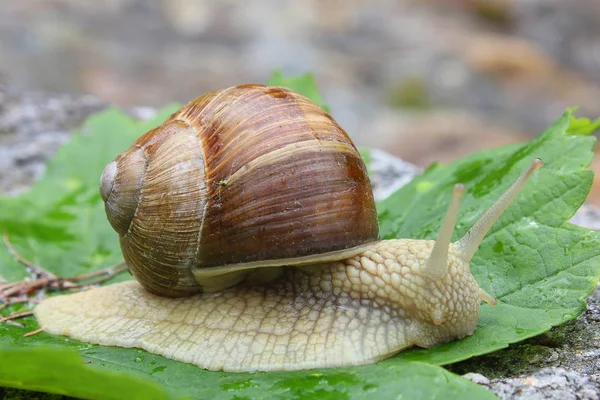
100,84,379,297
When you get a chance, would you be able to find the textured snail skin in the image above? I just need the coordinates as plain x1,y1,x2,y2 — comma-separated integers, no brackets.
35,158,543,371
35,240,480,372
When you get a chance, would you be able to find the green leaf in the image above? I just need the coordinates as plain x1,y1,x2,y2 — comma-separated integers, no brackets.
0,107,492,399
266,69,330,112
0,344,493,400
358,148,372,175
377,110,600,365
0,346,170,400
567,114,600,135
0,105,180,283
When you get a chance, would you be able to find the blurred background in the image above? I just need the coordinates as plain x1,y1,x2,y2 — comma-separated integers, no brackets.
1,0,600,201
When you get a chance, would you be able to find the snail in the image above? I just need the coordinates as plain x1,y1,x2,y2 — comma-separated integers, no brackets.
33,84,543,372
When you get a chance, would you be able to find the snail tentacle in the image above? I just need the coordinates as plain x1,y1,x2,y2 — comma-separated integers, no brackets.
479,287,498,306
455,158,543,262
423,184,465,280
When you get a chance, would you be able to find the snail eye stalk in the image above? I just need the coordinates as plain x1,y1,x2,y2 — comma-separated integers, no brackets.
423,184,464,280
455,158,543,262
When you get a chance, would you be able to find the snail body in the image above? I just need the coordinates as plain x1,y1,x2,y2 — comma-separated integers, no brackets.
33,85,542,372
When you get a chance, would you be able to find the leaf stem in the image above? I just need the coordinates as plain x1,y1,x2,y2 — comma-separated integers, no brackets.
0,296,41,311
3,232,57,279
65,263,128,283
24,327,44,337
1,235,128,325
0,310,34,322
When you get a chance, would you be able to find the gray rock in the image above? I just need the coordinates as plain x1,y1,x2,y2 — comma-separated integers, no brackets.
0,85,105,195
570,204,600,231
463,372,491,386
368,148,422,202
0,85,156,196
489,368,600,400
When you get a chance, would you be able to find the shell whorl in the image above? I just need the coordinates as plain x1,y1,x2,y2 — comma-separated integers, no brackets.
102,84,379,297
100,148,146,236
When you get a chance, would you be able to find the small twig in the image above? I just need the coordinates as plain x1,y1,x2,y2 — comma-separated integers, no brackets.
0,263,126,301
0,296,41,311
65,262,128,282
62,263,128,288
0,277,52,300
0,310,33,322
64,280,112,290
3,232,57,279
24,327,44,337
0,282,18,291
1,232,128,329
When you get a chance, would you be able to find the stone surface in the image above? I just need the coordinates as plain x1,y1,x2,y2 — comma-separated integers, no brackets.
0,85,104,195
464,368,600,400
492,368,598,400
0,85,157,196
